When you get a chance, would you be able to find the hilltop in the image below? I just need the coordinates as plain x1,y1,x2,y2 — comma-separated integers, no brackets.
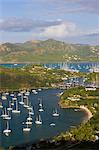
0,39,99,63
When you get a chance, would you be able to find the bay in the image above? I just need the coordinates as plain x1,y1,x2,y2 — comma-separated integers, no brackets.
0,89,85,148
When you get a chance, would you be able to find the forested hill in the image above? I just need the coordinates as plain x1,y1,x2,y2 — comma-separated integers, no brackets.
0,39,99,63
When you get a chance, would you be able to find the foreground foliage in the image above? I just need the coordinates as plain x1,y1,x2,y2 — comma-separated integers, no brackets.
57,86,99,142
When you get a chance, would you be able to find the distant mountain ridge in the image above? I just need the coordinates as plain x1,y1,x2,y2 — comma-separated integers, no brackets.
0,39,99,63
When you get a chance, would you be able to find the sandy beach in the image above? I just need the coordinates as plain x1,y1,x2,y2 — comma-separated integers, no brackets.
59,101,93,123
80,105,93,123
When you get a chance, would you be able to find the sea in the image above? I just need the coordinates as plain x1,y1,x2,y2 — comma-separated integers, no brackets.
0,62,99,72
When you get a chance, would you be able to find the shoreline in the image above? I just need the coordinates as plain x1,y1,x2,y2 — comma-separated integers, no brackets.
79,105,93,123
0,61,99,64
59,101,93,123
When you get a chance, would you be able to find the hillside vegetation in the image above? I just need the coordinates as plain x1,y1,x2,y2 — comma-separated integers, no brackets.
0,39,99,63
0,65,80,91
56,86,99,142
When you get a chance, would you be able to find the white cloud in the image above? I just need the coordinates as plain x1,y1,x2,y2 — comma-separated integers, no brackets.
40,21,79,38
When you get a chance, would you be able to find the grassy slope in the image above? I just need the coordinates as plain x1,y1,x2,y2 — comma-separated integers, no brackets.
0,39,99,63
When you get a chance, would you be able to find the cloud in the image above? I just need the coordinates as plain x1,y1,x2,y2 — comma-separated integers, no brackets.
77,0,99,14
46,0,99,14
0,18,62,32
39,21,99,39
40,21,79,38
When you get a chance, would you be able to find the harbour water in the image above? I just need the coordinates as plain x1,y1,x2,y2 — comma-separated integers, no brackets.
0,62,99,72
0,89,85,148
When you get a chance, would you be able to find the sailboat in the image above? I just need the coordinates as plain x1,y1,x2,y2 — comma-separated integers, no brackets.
23,96,29,108
5,92,9,96
52,108,59,117
11,97,14,106
32,90,38,94
26,113,32,125
25,110,33,125
38,89,42,91
19,94,24,105
26,119,32,125
50,123,56,126
38,99,43,107
10,93,14,97
7,101,12,111
3,121,12,136
29,107,34,115
0,102,3,109
12,96,17,101
27,102,32,110
17,92,22,96
23,123,31,132
2,94,7,100
12,101,20,113
39,105,44,112
4,110,11,120
25,91,30,96
1,108,8,118
35,115,42,125
27,113,32,121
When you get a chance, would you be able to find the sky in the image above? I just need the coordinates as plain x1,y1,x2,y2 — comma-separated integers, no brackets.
0,0,99,44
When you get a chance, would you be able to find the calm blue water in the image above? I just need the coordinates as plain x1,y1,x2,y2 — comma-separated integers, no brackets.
0,89,85,148
0,62,99,72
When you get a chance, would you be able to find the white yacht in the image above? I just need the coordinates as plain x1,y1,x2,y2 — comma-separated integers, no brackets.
32,90,38,94
1,108,8,118
17,92,22,96
39,105,44,112
12,96,17,101
4,111,11,120
25,91,30,96
50,123,56,126
26,120,32,125
52,109,59,117
10,93,14,97
14,63,18,66
27,113,32,121
7,101,12,111
29,108,34,115
19,94,24,105
38,89,42,91
23,96,29,108
5,92,9,96
27,102,32,110
12,101,20,113
38,99,43,107
35,115,42,125
3,121,11,136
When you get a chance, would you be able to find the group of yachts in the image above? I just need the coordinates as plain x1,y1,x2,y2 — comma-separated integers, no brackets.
0,89,60,136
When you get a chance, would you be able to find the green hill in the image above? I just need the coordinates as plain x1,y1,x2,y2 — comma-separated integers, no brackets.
0,39,99,63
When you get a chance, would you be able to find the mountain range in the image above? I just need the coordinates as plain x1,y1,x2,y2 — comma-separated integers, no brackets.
0,39,99,63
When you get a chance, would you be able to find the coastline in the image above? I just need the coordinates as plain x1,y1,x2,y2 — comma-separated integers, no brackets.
59,101,93,123
80,105,93,123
